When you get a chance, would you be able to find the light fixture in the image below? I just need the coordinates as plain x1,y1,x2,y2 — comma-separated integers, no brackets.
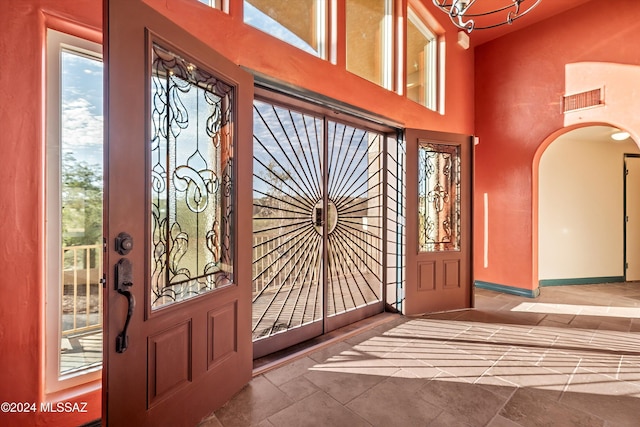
611,130,630,141
432,0,542,33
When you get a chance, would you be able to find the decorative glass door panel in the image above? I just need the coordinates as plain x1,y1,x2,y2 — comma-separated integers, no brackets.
405,129,471,316
150,43,234,310
417,143,460,252
252,96,384,355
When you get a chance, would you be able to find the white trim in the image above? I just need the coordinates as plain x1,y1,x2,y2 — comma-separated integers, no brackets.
382,0,394,90
484,192,489,268
316,0,328,60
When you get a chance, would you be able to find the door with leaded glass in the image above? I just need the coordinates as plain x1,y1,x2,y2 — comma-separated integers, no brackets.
105,0,253,425
405,129,473,314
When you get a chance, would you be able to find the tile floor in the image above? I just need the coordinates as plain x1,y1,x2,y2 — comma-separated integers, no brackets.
200,283,640,427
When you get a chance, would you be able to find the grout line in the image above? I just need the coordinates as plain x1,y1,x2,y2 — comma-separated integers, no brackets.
561,357,582,396
616,355,623,380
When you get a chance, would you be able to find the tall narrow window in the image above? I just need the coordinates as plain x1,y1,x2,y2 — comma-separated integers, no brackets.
46,30,103,392
406,7,438,110
244,0,326,57
346,0,393,88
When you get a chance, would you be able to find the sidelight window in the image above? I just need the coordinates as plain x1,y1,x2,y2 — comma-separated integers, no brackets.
45,29,103,392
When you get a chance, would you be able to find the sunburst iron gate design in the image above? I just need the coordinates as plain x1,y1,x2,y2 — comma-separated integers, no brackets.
252,99,386,342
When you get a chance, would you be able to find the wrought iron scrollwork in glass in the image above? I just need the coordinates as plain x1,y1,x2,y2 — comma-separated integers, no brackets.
418,143,460,252
150,43,234,310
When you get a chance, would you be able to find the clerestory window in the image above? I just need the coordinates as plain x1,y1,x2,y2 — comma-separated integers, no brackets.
345,0,394,89
406,5,439,111
243,0,327,58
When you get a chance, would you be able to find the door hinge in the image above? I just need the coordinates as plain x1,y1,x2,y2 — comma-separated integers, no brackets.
625,262,629,269
103,237,108,253
100,273,107,288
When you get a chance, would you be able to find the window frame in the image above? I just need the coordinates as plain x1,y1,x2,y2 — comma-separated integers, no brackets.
345,0,394,89
406,5,439,111
198,0,226,12
243,0,328,59
45,28,103,394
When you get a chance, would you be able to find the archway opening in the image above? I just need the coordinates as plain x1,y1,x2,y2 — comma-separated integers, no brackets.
537,125,640,288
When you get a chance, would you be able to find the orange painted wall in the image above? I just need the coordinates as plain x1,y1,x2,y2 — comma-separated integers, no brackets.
0,0,473,425
474,0,640,291
0,3,102,426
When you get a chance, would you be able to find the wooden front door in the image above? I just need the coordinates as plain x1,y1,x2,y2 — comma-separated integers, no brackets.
104,1,253,426
405,130,473,315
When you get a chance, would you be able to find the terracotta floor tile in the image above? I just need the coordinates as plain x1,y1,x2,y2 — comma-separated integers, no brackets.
267,391,371,427
346,376,441,426
560,372,640,427
501,388,604,427
303,368,392,404
419,378,508,427
215,376,293,427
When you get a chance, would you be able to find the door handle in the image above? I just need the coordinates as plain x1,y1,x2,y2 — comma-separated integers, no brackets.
115,258,135,353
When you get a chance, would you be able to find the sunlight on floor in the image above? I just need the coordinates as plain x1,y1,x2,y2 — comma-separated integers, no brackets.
511,302,640,318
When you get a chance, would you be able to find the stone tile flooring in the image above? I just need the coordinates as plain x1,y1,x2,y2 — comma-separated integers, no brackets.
200,283,640,426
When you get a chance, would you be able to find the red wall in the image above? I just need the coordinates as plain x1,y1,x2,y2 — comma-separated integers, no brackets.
0,0,474,425
474,0,640,291
0,3,103,426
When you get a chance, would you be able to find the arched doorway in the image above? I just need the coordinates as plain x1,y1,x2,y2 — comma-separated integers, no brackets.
536,125,640,288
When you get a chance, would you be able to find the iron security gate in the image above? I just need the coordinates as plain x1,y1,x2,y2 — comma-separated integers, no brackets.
252,94,389,357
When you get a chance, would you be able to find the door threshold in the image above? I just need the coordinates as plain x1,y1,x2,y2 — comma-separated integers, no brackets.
252,312,400,376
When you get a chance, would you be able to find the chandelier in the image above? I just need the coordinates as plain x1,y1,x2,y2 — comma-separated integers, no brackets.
432,0,542,33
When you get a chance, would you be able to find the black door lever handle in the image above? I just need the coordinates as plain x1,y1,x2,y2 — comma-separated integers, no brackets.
115,258,135,353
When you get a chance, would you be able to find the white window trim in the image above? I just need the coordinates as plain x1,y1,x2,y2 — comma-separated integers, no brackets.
45,29,102,394
316,0,328,60
382,0,394,90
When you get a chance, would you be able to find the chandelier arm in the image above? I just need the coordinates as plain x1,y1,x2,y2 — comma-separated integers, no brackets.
432,0,541,32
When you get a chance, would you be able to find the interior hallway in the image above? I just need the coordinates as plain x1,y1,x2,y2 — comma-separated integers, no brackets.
199,283,640,426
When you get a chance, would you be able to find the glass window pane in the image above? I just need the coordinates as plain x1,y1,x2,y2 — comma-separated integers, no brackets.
244,0,325,57
406,7,437,109
60,49,104,375
150,43,234,310
418,143,460,252
198,0,222,8
346,0,392,87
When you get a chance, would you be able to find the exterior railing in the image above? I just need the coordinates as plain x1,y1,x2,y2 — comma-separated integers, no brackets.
252,228,380,294
62,244,103,336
